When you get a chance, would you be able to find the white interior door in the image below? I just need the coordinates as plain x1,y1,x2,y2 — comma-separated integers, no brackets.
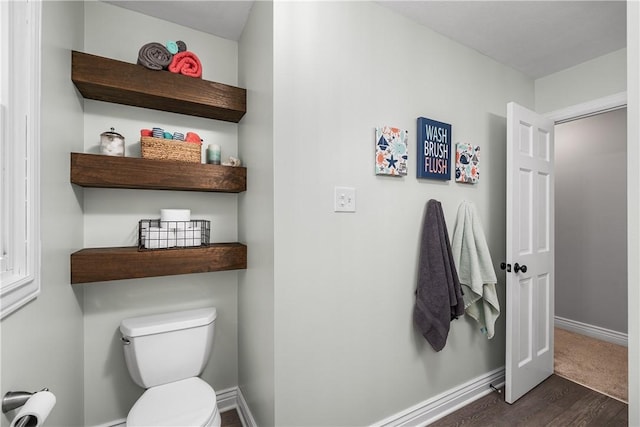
505,102,555,404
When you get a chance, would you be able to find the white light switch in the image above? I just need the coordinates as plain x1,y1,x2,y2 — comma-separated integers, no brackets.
334,186,356,212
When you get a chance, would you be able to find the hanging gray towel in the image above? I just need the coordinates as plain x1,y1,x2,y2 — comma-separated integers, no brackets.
413,199,464,352
451,200,500,339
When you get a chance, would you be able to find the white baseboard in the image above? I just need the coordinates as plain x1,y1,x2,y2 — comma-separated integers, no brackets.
216,386,241,412
371,367,505,427
555,316,628,347
236,386,258,427
92,385,256,427
214,386,257,427
93,418,126,427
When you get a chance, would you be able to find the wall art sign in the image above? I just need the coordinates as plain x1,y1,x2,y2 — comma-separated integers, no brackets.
455,143,480,184
416,117,451,180
375,126,408,176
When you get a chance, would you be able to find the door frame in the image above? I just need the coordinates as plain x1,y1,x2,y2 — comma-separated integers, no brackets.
544,92,627,124
549,93,628,345
543,90,628,365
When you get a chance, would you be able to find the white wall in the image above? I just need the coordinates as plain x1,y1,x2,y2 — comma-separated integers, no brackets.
272,2,533,425
1,2,85,426
80,3,241,425
535,48,627,114
238,1,276,426
555,109,627,333
626,2,639,424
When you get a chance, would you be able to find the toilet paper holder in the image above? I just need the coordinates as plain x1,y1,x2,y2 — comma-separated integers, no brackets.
2,388,49,413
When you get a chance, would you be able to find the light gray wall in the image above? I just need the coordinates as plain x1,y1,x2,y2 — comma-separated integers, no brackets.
535,48,627,114
3,3,633,427
272,2,532,425
555,109,627,333
1,2,85,426
238,2,275,426
534,46,629,334
80,3,241,425
626,2,640,422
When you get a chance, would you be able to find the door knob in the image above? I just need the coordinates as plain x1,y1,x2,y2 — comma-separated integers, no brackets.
514,263,527,273
500,262,512,272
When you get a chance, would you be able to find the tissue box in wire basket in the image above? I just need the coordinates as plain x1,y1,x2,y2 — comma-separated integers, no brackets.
138,219,210,250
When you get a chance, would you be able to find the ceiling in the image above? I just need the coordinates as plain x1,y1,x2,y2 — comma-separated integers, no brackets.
104,1,254,41
104,0,626,79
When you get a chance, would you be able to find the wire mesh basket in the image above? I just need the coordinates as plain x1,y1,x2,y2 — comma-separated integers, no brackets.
138,219,210,250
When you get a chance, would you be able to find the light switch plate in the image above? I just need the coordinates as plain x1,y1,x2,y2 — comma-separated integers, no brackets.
334,186,356,212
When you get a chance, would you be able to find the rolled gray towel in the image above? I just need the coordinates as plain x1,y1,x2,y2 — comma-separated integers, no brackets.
137,42,173,71
176,40,187,53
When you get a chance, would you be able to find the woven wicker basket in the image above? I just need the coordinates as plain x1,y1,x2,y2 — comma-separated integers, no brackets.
140,136,201,163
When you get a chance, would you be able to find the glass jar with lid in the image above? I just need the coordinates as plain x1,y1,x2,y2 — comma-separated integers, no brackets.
100,127,125,156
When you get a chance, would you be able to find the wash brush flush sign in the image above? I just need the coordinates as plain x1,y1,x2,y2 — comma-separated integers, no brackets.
417,117,451,180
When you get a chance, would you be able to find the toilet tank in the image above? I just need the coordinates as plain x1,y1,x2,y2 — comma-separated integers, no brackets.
120,307,217,388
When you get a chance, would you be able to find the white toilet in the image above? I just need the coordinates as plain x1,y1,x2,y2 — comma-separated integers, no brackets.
119,307,221,427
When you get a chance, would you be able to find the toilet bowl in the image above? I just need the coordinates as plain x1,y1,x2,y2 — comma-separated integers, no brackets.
127,378,220,427
120,307,220,427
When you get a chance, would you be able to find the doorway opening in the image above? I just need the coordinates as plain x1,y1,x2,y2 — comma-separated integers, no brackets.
552,104,628,403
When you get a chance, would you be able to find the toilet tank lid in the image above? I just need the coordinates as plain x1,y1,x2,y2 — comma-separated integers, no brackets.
120,307,217,337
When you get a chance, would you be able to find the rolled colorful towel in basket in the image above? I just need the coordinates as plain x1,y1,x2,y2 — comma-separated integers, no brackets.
137,42,173,71
168,51,202,78
176,40,187,52
185,132,202,144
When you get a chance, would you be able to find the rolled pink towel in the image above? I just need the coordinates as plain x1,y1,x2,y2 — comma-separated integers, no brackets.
168,51,202,78
185,132,202,144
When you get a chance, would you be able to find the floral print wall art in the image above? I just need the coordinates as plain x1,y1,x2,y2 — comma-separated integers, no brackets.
455,143,480,184
375,126,408,176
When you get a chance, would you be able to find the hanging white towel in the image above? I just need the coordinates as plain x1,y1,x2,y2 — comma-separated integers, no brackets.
451,201,500,339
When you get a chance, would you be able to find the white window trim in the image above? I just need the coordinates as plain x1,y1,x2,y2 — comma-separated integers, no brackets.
0,0,41,319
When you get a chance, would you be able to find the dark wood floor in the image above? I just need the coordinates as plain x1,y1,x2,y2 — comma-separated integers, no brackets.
220,375,626,427
430,375,628,427
221,408,243,427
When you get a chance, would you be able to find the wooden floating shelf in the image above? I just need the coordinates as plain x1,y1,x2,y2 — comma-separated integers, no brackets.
70,51,249,284
71,50,246,122
71,153,246,193
71,243,247,284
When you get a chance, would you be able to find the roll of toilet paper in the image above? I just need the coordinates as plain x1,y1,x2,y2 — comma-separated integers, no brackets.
160,209,191,229
176,225,202,247
9,391,56,427
145,227,177,249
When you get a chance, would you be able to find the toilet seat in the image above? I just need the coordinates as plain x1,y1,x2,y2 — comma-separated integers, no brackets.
127,377,219,427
